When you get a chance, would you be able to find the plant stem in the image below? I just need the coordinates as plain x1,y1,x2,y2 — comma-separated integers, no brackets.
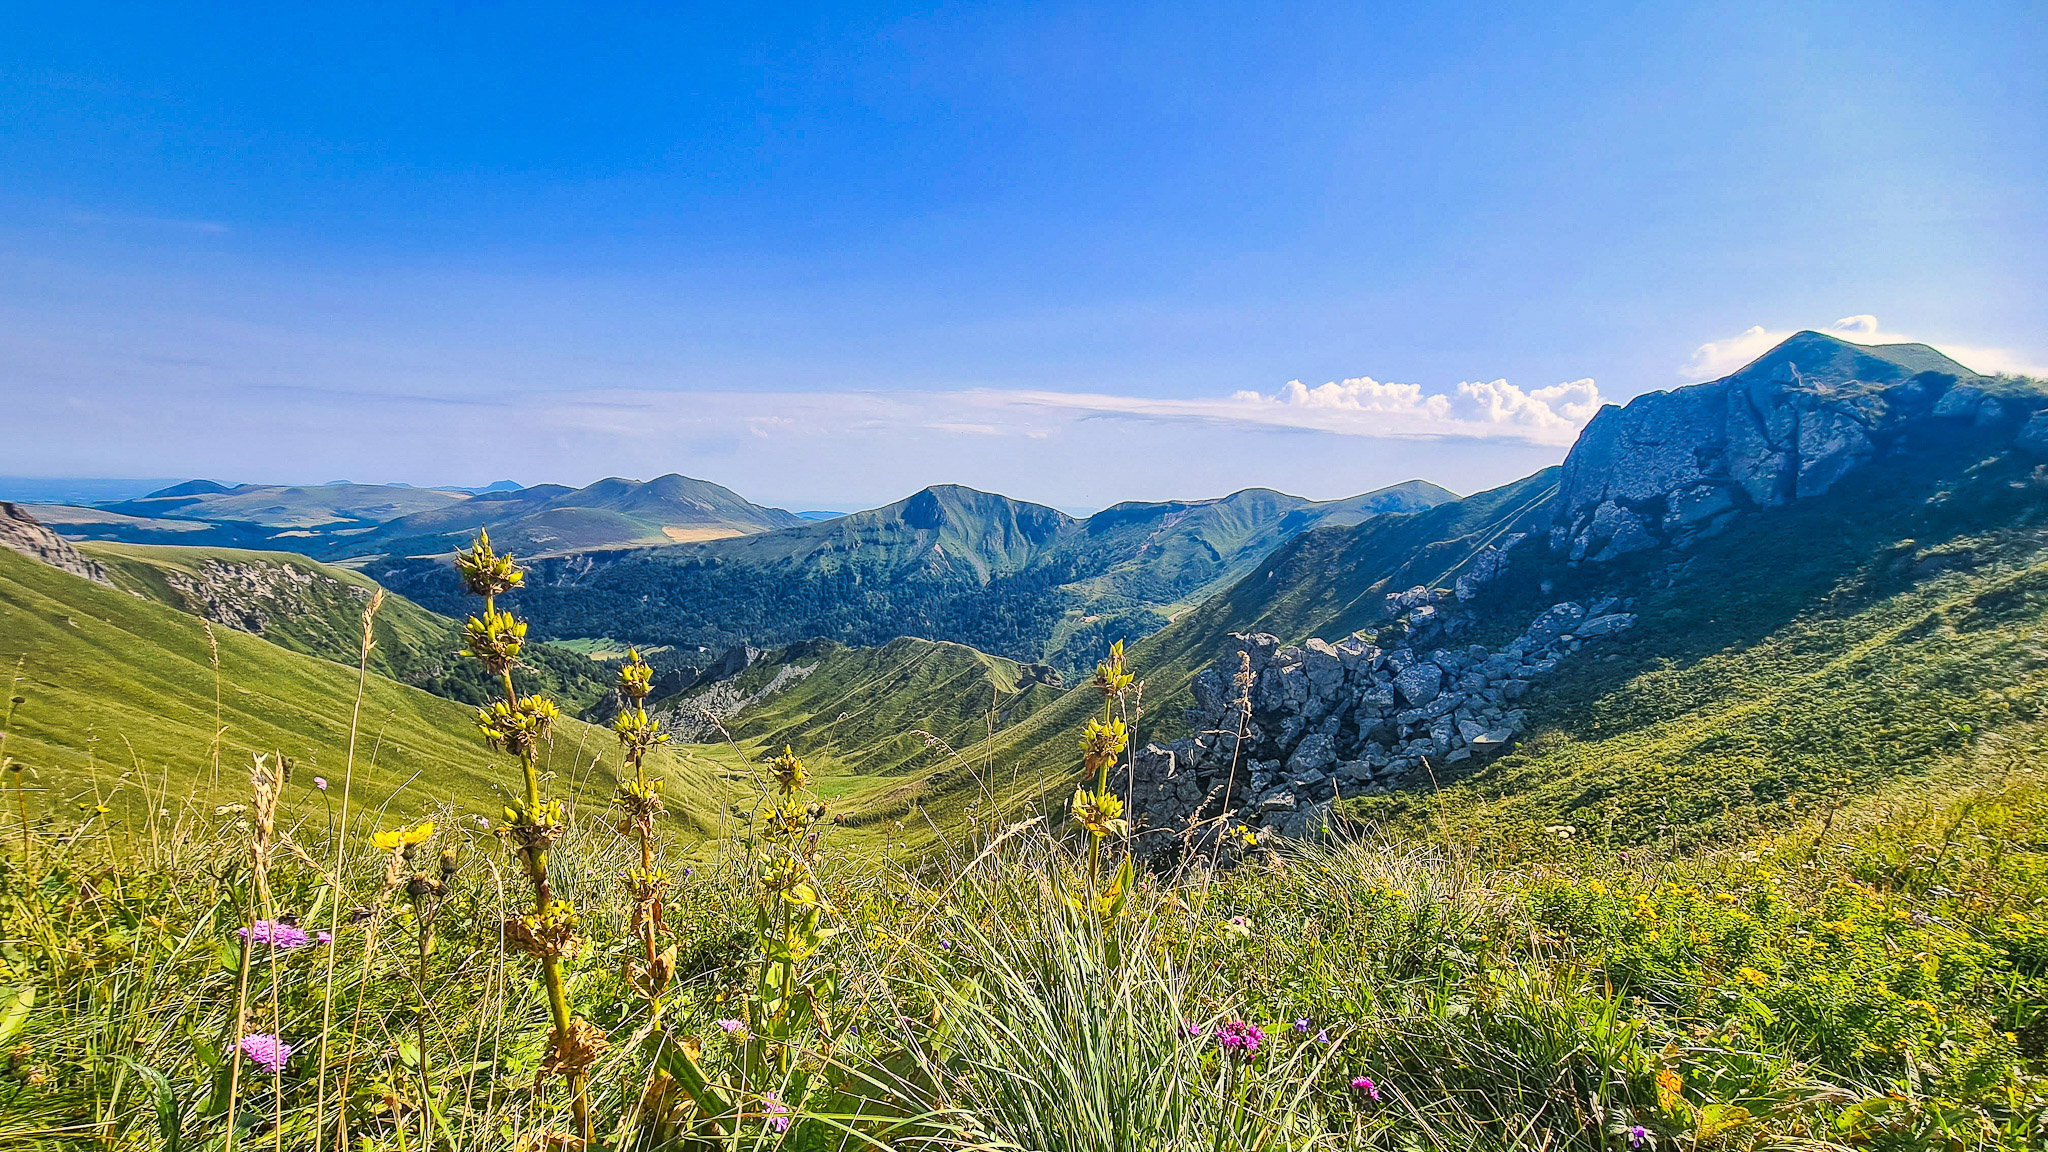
494,618,587,1144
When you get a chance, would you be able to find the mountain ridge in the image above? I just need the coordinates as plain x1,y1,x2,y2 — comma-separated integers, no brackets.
369,479,1456,671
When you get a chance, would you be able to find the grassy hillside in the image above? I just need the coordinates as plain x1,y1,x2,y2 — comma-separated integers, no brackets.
654,636,1065,817
0,547,726,831
382,481,1452,673
78,541,618,713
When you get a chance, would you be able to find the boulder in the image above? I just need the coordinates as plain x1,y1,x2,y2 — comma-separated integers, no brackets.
1286,731,1337,774
1392,662,1442,707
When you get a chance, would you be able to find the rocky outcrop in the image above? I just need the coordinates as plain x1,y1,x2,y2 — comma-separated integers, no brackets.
159,558,366,634
0,502,109,584
1122,592,1635,855
1549,332,2032,563
656,659,819,742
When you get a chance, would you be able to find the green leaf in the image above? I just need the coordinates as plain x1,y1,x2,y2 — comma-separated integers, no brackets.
117,1059,183,1152
0,985,32,1047
653,1033,732,1118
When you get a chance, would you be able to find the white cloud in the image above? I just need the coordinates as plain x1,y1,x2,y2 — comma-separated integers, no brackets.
1686,316,2048,379
979,373,1608,447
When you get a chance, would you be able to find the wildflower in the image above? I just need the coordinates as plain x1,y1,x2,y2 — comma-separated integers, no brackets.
317,930,334,945
1315,1029,1331,1043
762,1092,791,1134
770,745,809,794
313,777,328,791
1350,1075,1381,1101
1628,1124,1649,1148
717,1018,747,1037
1069,787,1126,838
939,938,953,950
1185,1022,1205,1037
371,820,435,853
1294,1018,1310,1033
239,920,313,950
239,1033,292,1073
1222,915,1252,938
1215,1020,1263,1057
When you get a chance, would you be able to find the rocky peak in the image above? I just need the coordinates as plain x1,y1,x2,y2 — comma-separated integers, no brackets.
1548,331,2033,565
0,502,109,585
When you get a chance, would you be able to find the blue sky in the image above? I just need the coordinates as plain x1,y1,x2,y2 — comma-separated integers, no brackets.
1,1,2041,510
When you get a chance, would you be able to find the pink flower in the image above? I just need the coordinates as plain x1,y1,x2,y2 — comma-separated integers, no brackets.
317,930,334,945
1185,1022,1205,1037
1350,1075,1381,1102
762,1092,791,1133
313,777,328,791
717,1018,747,1036
240,1033,292,1073
240,920,312,950
1216,1020,1264,1057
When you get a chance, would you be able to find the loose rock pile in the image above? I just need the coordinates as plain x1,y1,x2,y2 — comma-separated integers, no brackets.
1123,589,1635,854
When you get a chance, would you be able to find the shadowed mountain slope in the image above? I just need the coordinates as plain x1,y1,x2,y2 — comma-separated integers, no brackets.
371,481,1453,673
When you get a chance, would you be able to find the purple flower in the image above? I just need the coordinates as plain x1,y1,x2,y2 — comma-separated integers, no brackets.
1314,1029,1331,1043
317,930,334,945
1185,1022,1205,1038
240,920,312,951
1350,1076,1381,1102
1294,1018,1311,1033
762,1092,791,1134
1216,1020,1264,1057
313,777,328,791
240,1033,292,1073
1628,1125,1648,1148
717,1018,746,1037
939,938,953,951
681,867,695,878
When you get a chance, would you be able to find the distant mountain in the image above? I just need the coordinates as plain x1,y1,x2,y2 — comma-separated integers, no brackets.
371,479,1454,672
101,481,471,528
347,472,806,557
31,474,802,560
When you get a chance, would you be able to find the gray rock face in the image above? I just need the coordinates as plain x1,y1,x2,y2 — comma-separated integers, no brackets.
1552,331,1993,565
0,502,109,585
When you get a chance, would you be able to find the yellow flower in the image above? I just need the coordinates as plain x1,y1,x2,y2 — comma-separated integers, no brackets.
1079,716,1128,774
1068,788,1127,839
454,530,524,598
372,820,433,852
1091,641,1136,699
770,746,808,795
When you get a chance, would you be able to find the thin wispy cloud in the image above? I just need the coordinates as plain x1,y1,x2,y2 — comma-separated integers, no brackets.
1686,316,2048,379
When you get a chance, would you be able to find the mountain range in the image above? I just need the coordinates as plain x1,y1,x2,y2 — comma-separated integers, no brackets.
4,329,2046,853
24,472,804,558
367,479,1454,673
